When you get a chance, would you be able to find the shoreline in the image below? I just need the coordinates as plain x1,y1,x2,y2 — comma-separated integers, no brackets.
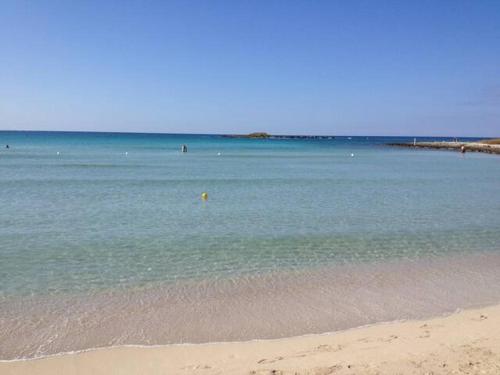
0,302,484,363
0,300,493,363
3,252,500,360
2,303,500,374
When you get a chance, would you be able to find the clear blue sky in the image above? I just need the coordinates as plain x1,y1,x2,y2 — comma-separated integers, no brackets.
1,0,499,136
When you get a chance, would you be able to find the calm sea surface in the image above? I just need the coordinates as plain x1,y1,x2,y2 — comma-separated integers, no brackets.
1,131,499,359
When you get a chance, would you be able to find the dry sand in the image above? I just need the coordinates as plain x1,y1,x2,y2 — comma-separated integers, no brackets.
2,304,500,374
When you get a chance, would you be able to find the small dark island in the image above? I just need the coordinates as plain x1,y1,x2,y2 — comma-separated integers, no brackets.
222,132,270,139
246,132,271,139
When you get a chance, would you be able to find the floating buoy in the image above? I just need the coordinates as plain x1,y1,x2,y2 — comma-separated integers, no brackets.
201,192,208,200
56,151,60,155
350,153,354,157
217,152,221,156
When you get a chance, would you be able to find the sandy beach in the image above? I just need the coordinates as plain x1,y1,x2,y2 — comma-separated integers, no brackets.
2,303,500,375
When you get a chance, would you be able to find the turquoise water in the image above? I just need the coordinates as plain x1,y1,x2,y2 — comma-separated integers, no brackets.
1,131,500,359
1,131,499,297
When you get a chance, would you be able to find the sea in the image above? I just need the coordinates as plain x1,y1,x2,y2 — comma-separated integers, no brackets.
1,131,499,359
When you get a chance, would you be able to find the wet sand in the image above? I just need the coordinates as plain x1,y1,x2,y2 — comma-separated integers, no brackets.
2,252,500,360
2,304,500,374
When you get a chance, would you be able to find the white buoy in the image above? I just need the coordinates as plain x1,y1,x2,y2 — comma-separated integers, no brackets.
56,151,60,155
217,152,221,156
350,153,354,157
125,152,128,156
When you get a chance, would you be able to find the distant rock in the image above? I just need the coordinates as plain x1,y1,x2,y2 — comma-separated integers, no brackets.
223,132,271,139
246,132,271,139
479,138,500,145
387,140,500,155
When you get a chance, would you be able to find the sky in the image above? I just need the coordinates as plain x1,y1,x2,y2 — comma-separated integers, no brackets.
1,0,499,136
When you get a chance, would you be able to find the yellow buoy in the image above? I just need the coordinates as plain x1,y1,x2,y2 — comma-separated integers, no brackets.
201,192,208,200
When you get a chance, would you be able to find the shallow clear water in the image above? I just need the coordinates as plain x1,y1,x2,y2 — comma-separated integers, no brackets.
0,131,499,359
1,131,499,296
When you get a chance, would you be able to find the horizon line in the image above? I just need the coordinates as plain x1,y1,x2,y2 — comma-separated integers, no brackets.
0,129,494,139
